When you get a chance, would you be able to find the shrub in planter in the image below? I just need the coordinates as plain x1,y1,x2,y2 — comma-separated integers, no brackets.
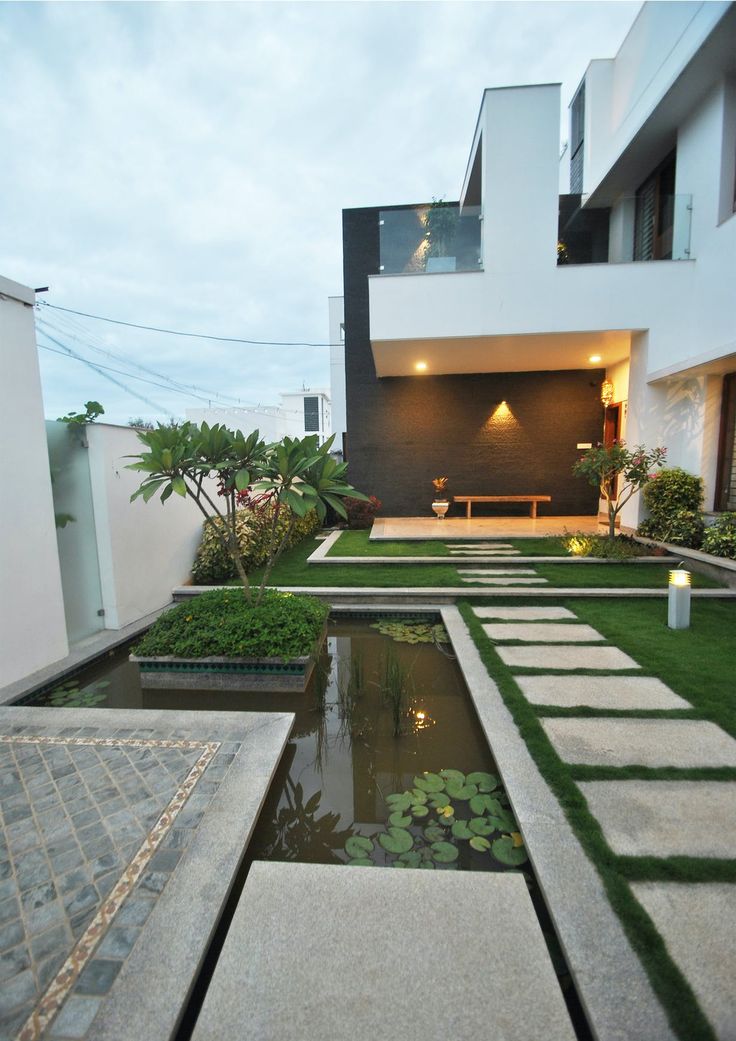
702,513,736,559
345,495,381,530
191,505,318,584
639,468,704,546
563,532,645,559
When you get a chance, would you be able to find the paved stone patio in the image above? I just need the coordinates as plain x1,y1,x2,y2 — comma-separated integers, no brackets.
191,861,577,1041
0,707,293,1041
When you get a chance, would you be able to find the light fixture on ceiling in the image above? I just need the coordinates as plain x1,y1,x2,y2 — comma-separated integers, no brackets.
415,361,428,372
601,379,614,408
589,354,602,363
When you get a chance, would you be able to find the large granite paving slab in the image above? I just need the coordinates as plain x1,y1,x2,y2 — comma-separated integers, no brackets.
473,606,576,621
497,645,640,671
191,861,577,1041
446,543,515,549
483,623,603,643
542,718,736,768
516,675,690,709
449,549,520,555
0,707,293,1041
631,882,736,1041
456,568,538,576
579,781,736,858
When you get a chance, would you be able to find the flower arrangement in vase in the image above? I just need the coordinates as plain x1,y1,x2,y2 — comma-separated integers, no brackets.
432,476,450,518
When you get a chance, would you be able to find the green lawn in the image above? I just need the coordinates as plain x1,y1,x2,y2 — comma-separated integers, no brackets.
237,538,720,589
327,530,571,557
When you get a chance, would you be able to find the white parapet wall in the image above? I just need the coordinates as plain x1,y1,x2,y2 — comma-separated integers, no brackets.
0,276,70,687
86,424,208,629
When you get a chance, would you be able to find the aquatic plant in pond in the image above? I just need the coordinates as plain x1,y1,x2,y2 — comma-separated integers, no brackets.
371,619,450,645
382,647,411,737
46,680,110,708
343,769,528,870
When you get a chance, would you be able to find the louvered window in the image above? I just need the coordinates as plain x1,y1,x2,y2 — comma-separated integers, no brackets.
634,152,676,260
304,396,320,432
570,84,585,195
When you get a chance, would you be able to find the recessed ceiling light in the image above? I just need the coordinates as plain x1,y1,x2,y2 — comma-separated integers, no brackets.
415,361,428,371
589,355,602,363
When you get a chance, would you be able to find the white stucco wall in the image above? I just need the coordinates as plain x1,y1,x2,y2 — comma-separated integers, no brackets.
185,406,286,441
86,424,208,629
0,276,69,687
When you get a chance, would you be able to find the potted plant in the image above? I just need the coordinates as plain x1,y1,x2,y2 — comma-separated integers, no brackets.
127,423,367,690
431,476,450,519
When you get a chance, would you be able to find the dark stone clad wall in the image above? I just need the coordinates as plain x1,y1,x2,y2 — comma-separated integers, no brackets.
343,206,604,517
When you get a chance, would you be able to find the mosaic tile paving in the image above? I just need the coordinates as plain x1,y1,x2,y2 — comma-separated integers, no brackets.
0,730,237,1041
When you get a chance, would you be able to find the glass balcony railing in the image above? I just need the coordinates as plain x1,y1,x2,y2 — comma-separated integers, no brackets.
558,194,693,265
378,203,482,275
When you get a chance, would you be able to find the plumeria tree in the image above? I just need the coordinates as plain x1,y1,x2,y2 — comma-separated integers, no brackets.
573,440,667,539
128,422,366,604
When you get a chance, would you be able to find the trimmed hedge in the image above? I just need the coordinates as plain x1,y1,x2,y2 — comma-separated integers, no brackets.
639,468,704,547
702,512,736,560
191,505,319,584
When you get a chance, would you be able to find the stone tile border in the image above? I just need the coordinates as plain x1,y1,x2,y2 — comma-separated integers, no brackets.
6,735,219,1041
440,606,675,1041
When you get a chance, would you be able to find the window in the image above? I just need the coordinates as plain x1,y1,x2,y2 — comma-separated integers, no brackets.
304,396,320,432
570,83,585,195
634,151,676,260
716,373,736,511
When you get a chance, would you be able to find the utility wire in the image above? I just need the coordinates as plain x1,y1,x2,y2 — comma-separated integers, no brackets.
38,300,338,347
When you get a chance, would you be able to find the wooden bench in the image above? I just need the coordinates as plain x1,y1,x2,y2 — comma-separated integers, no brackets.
453,495,552,519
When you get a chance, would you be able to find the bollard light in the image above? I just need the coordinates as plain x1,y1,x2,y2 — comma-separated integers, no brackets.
668,568,691,630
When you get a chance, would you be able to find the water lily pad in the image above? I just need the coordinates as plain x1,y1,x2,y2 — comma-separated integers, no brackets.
346,858,373,867
466,771,499,792
386,792,412,812
439,769,465,785
399,850,422,867
424,825,446,843
411,788,428,805
428,792,451,809
469,836,491,852
492,836,528,866
488,814,516,833
431,841,459,863
389,812,412,829
419,860,435,869
413,773,445,793
345,835,374,859
445,780,478,801
379,827,413,855
411,804,429,818
392,859,409,868
468,817,493,836
451,820,474,841
436,805,454,818
469,794,503,817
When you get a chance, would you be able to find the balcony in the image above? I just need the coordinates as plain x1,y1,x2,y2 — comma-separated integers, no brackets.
558,194,693,265
378,203,482,275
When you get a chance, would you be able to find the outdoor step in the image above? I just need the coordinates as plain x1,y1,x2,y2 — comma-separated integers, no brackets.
516,675,690,709
578,781,736,858
497,645,640,671
631,883,736,1041
190,861,577,1041
541,718,736,768
483,623,604,643
473,606,577,620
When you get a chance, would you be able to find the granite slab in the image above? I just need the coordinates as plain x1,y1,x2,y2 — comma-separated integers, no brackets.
497,645,640,671
579,781,736,857
473,607,576,621
516,675,690,710
483,623,604,643
631,883,736,1041
456,568,538,576
460,577,546,585
191,861,577,1041
542,719,736,768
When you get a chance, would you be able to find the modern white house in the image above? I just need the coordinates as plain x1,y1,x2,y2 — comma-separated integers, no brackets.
186,388,332,446
342,0,736,524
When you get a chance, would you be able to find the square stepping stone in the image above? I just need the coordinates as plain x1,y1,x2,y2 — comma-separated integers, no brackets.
578,781,736,857
497,645,639,670
516,675,690,709
483,623,604,643
191,861,577,1041
457,568,537,576
631,883,736,1041
460,577,547,585
446,543,515,549
473,606,576,621
542,719,736,768
449,550,520,555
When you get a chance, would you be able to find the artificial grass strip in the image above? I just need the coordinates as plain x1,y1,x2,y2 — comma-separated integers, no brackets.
569,765,736,782
534,706,702,720
457,600,717,1041
327,531,450,556
535,562,719,588
616,857,736,884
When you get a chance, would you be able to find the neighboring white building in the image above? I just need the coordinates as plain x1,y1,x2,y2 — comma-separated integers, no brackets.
345,1,736,523
186,388,332,446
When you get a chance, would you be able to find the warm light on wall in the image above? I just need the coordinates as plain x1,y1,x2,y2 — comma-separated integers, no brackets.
601,380,614,408
492,400,512,420
415,361,428,372
589,354,602,363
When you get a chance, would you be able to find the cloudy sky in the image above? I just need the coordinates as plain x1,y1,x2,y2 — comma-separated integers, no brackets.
1,0,640,425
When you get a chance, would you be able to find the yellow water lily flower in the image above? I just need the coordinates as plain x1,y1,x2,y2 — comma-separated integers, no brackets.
437,805,454,818
511,831,524,848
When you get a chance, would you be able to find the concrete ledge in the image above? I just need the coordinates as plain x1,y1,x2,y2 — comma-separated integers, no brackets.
633,536,736,588
191,862,577,1041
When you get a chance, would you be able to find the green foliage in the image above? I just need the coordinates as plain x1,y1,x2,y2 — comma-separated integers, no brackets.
344,494,381,529
191,504,318,583
563,532,646,559
132,589,328,659
46,680,109,707
572,440,667,539
639,468,705,546
343,769,527,870
382,647,410,737
57,401,105,426
370,619,449,644
128,422,366,603
701,513,736,559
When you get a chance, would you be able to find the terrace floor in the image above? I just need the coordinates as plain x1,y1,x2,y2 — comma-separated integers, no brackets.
371,515,606,540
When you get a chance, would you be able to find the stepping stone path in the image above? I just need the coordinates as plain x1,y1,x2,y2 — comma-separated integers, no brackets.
457,568,537,576
459,577,547,586
455,565,546,588
470,601,736,1038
